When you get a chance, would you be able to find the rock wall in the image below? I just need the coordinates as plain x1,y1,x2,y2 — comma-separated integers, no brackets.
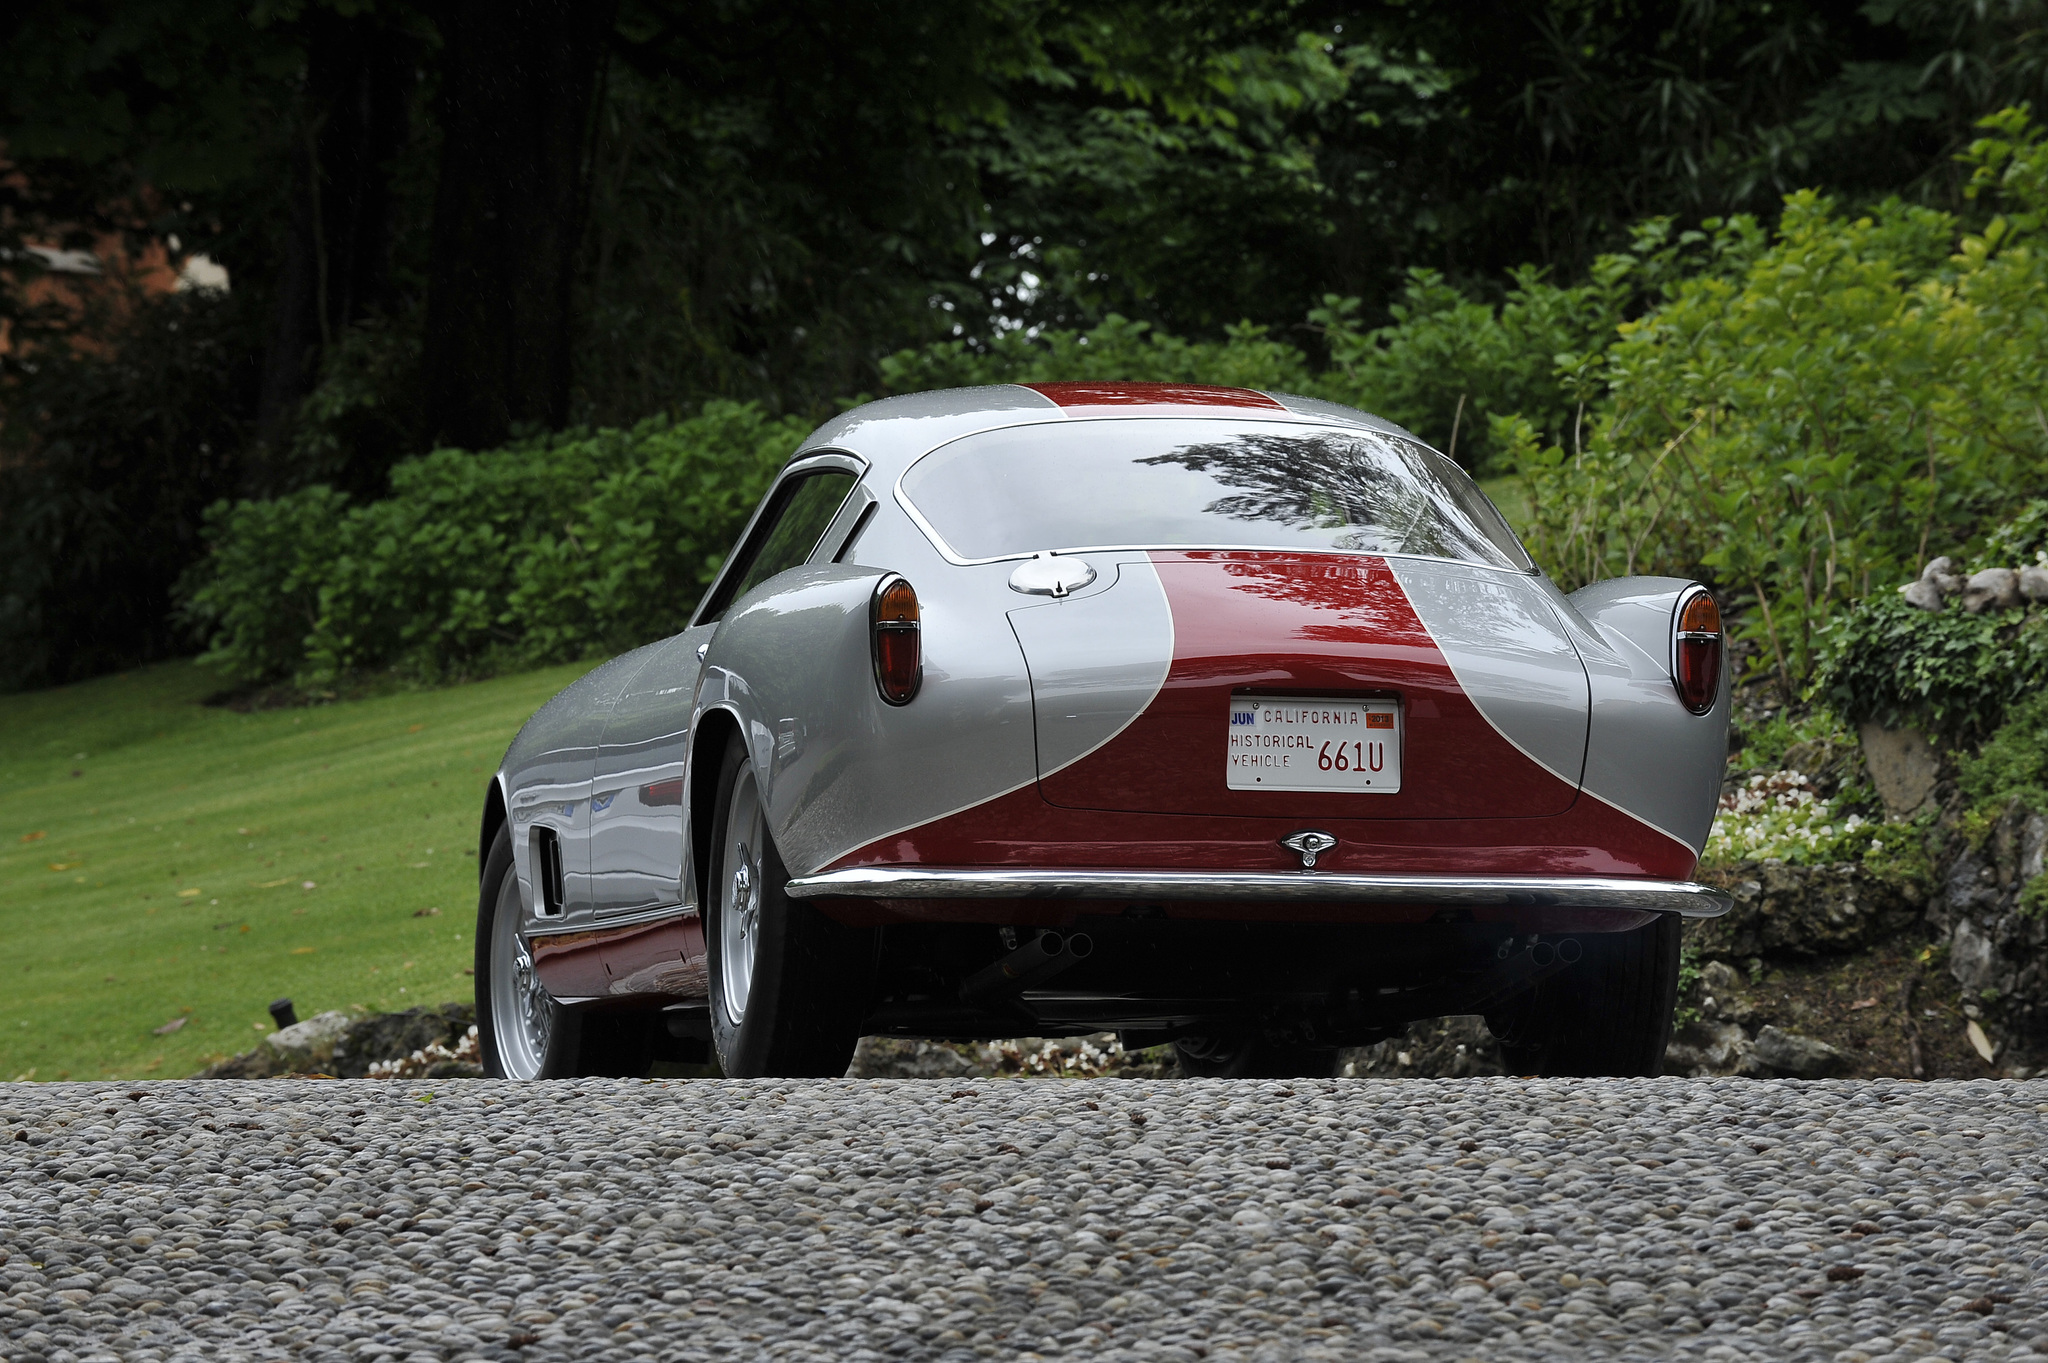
1693,861,1923,957
1925,802,2048,1026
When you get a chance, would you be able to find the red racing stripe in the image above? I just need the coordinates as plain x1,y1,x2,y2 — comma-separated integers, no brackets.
1022,381,1286,409
824,552,1697,883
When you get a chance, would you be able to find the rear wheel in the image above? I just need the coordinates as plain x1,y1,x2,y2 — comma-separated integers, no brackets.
1174,1033,1340,1078
475,823,655,1079
1488,915,1682,1077
705,733,872,1077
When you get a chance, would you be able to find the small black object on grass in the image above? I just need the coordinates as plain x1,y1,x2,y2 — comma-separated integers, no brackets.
269,998,297,1030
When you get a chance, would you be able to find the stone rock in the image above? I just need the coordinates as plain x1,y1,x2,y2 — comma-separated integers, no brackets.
1950,916,2003,994
1341,1015,1505,1078
1665,1020,1765,1077
262,1010,352,1066
1858,722,1940,816
1699,959,1743,994
847,1033,1175,1079
1752,1024,1849,1078
1921,556,1965,596
849,1038,986,1079
1901,578,1945,611
1962,567,2023,613
330,1003,475,1079
421,1060,485,1079
2023,565,2048,603
1693,860,1923,957
1693,961,1761,1025
1988,800,2040,889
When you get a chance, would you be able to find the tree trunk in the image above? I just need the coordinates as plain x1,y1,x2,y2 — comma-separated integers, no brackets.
421,0,616,452
253,10,416,493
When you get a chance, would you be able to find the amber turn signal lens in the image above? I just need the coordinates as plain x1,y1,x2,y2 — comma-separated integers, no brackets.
1673,588,1721,715
872,576,922,705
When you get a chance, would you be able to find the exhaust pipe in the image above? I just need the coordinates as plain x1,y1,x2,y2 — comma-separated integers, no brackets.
962,930,1087,1003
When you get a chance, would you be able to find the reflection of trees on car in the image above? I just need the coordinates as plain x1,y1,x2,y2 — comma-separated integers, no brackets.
1141,431,1514,565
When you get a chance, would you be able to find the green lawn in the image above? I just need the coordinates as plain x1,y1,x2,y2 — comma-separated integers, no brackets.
0,659,593,1081
1479,473,1532,539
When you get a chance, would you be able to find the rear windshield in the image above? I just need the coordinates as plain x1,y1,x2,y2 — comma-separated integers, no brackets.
898,418,1533,570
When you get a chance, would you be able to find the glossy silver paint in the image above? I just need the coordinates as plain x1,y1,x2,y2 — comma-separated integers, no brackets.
589,625,709,916
1554,576,1732,852
693,560,1039,879
491,384,1735,1014
1007,556,1174,780
502,645,649,926
1387,558,1591,787
783,866,1733,917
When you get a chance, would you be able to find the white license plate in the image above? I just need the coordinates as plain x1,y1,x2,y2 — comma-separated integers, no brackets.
1225,697,1402,793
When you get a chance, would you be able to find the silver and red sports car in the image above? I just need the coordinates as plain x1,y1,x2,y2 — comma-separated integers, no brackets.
474,382,1731,1080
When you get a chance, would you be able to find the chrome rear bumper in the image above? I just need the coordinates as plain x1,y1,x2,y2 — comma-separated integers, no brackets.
783,867,1732,918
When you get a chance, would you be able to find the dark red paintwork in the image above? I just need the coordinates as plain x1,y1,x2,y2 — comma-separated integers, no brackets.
819,549,1696,903
1024,381,1286,409
531,914,704,1000
1042,551,1577,819
821,780,1693,880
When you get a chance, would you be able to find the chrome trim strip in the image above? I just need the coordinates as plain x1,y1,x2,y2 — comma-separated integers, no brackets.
784,867,1732,917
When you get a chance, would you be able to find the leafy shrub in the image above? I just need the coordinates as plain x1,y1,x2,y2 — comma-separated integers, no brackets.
1309,219,1761,473
280,319,424,501
876,219,1759,476
878,314,1316,398
1811,591,2048,744
1978,498,2048,567
180,403,805,686
1512,111,2048,688
1959,691,2048,819
1705,770,1882,865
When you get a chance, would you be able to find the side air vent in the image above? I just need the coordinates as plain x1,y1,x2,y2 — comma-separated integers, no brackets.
531,827,566,916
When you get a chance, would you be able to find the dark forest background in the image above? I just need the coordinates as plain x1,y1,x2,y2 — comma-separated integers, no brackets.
8,0,2048,690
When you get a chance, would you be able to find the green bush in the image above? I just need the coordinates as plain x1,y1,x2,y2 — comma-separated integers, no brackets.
1513,110,2048,689
180,404,805,687
1959,691,2048,817
1811,592,2048,745
878,314,1316,399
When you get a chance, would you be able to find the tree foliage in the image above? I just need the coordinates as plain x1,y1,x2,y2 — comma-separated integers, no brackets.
179,406,804,687
1512,110,2048,689
19,3,2048,688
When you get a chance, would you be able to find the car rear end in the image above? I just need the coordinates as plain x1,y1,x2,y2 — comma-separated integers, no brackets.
793,387,1729,1058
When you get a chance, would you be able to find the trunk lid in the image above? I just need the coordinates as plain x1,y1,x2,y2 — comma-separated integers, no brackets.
1009,551,1589,820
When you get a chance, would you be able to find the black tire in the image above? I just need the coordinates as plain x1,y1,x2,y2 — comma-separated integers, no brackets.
705,733,873,1077
475,822,655,1079
1174,1033,1340,1079
1489,915,1682,1077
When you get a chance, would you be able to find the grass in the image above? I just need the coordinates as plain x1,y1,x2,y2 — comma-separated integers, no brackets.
1479,472,1532,539
0,658,594,1081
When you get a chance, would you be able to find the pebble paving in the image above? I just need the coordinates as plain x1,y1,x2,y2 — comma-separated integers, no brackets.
1,1077,2044,1362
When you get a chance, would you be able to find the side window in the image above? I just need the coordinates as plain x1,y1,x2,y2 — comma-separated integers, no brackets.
697,470,857,623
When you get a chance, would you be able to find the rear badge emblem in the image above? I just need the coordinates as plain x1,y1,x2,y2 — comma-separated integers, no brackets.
1279,830,1338,869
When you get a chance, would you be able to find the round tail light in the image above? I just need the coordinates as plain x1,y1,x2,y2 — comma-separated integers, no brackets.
1672,587,1721,715
872,576,921,705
